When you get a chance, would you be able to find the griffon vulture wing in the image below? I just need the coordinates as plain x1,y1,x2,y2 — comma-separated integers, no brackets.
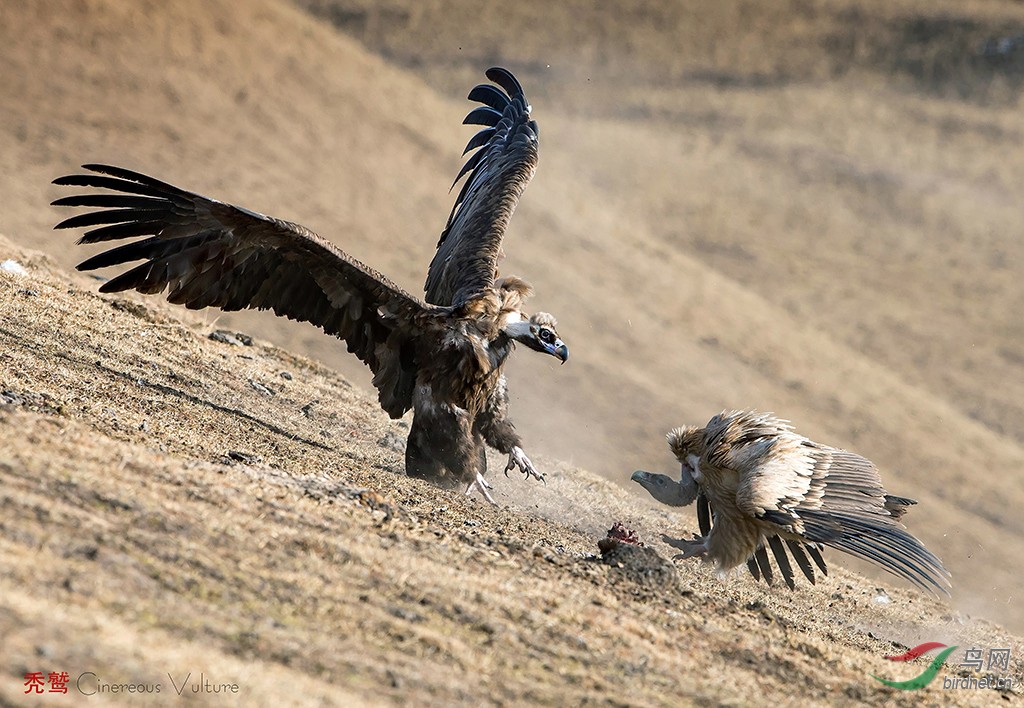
53,164,436,417
425,67,539,307
731,436,950,595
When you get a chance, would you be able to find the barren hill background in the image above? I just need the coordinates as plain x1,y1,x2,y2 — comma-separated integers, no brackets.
2,0,1024,676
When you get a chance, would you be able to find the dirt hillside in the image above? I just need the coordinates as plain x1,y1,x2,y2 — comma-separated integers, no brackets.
2,238,1021,705
0,0,1023,674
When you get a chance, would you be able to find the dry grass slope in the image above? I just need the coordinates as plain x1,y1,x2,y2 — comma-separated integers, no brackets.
2,238,1021,705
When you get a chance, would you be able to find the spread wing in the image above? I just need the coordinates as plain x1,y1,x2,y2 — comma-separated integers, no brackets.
425,67,539,306
53,164,438,417
730,434,950,595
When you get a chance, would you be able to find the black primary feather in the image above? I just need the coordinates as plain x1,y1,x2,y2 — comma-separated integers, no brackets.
697,492,712,536
484,67,525,98
806,545,828,575
753,546,774,586
467,84,510,111
463,128,497,156
767,536,796,590
426,67,539,307
463,106,504,127
785,540,817,584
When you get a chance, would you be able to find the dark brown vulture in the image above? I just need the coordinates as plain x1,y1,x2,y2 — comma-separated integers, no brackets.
52,67,567,503
633,410,950,595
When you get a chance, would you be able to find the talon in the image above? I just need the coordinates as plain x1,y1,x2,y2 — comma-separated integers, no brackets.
674,547,707,560
464,472,497,505
505,446,544,483
663,534,708,559
675,542,708,560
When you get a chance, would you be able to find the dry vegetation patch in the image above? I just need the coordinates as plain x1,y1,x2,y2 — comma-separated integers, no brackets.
1,239,1020,705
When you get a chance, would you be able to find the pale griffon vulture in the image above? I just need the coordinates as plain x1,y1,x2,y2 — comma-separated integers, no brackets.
633,410,949,594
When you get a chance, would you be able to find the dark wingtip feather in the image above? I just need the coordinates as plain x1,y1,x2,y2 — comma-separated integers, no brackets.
52,168,102,186
80,163,149,182
462,127,496,156
51,195,97,207
51,194,167,209
463,106,503,127
485,67,525,98
807,545,828,576
53,174,92,187
54,208,157,230
754,546,774,586
786,540,817,584
97,269,140,293
468,83,511,110
74,220,164,245
54,214,81,230
81,162,118,172
449,149,486,190
82,163,181,193
51,173,169,199
767,536,796,590
803,509,950,595
76,236,163,271
697,493,712,536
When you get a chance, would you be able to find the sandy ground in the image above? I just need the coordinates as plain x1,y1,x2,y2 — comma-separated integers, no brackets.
1,0,1024,703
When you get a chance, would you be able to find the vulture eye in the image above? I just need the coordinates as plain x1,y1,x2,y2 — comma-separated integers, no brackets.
538,328,556,345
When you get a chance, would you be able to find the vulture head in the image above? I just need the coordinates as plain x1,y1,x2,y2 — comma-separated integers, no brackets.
505,312,568,363
630,470,698,507
667,426,705,481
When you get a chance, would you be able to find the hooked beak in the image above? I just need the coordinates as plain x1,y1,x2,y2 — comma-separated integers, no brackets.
504,321,568,363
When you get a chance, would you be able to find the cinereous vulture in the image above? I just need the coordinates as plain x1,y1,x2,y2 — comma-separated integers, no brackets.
54,68,567,503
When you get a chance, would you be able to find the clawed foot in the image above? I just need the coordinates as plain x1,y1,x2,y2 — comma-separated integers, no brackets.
504,446,545,484
662,533,708,559
464,472,498,506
